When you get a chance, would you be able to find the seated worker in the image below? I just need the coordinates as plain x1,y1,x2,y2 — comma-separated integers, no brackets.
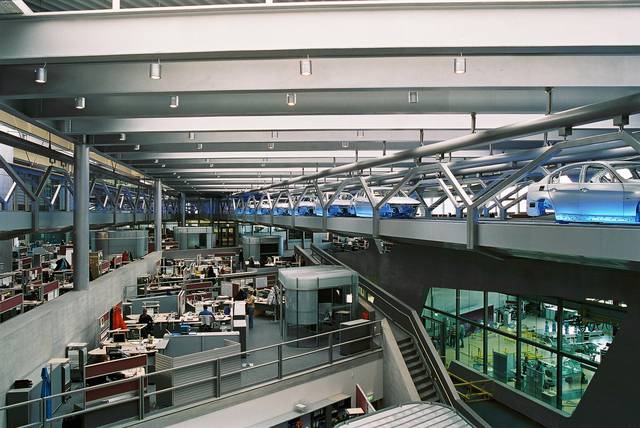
206,265,216,279
139,308,154,338
235,288,247,301
199,305,214,316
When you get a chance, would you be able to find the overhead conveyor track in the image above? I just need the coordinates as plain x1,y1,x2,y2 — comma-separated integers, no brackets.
221,93,640,266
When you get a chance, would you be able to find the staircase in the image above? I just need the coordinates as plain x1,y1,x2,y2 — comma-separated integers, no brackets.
397,336,440,403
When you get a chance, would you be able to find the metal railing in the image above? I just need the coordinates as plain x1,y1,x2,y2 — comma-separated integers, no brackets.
0,320,381,427
309,244,488,427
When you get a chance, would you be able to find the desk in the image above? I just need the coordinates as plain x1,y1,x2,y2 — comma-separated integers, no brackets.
127,312,205,329
89,339,160,371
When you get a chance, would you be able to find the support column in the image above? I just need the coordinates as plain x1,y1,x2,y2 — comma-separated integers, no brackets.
179,192,186,227
73,141,90,291
155,180,162,252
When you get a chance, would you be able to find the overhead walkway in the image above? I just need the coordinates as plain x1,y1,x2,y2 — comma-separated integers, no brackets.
0,211,167,239
228,214,640,268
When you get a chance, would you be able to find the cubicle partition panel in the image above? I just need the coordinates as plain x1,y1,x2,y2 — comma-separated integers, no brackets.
81,355,148,426
184,281,215,299
129,294,180,314
83,355,147,403
0,293,23,316
155,334,241,408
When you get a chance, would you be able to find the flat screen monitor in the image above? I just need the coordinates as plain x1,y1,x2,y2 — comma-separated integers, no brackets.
113,332,126,343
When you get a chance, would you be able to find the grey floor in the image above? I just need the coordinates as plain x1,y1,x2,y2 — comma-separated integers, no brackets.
240,316,341,387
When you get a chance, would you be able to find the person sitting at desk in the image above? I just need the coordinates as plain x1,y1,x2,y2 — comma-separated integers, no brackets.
139,308,154,338
236,288,247,301
199,305,213,316
206,265,216,279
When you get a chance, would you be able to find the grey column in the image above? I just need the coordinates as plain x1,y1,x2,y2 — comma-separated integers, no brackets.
179,192,186,226
155,179,162,252
73,142,90,291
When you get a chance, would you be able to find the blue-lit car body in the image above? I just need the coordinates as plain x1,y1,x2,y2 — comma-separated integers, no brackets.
273,202,292,216
314,192,355,217
527,161,640,224
352,187,420,218
295,196,316,216
254,199,272,215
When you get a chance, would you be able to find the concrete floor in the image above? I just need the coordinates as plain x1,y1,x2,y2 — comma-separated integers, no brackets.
240,315,360,387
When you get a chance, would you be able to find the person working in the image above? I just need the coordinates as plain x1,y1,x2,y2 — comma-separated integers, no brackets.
206,265,216,279
138,308,154,338
236,288,247,301
246,290,256,329
199,305,213,316
199,305,214,331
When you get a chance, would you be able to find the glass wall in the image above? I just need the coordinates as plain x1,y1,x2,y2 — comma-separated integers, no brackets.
423,287,623,415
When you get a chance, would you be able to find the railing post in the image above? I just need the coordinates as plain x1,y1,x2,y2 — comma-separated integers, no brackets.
138,375,144,420
40,397,45,427
215,358,222,397
277,344,283,379
328,332,334,364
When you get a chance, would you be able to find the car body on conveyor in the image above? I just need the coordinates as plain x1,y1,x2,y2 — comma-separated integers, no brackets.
295,195,317,216
527,161,640,224
253,198,272,215
273,200,292,216
314,192,355,217
352,187,421,218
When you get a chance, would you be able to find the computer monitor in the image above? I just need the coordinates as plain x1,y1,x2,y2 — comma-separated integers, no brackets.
113,332,126,343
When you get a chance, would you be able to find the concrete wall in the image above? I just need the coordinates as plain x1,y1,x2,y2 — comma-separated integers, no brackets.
380,319,421,406
0,251,161,419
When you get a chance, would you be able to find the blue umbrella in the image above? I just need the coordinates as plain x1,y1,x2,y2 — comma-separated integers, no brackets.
40,367,52,419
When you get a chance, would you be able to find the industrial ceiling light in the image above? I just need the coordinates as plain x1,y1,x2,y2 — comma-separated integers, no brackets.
134,144,140,151
299,56,312,76
170,95,179,108
267,142,275,150
149,59,161,80
172,172,176,175
177,175,181,178
154,159,159,164
408,91,418,104
119,133,126,141
188,131,196,140
210,163,214,168
357,130,365,138
341,141,349,149
161,164,166,168
196,143,203,150
75,96,86,110
34,64,47,84
286,93,297,107
454,54,466,74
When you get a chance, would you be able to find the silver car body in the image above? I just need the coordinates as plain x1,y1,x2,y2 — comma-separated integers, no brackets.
527,161,640,224
352,186,420,218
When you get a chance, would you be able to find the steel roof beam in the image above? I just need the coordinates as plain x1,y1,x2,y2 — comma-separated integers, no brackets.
62,113,562,135
3,57,640,99
2,4,640,63
251,93,640,192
